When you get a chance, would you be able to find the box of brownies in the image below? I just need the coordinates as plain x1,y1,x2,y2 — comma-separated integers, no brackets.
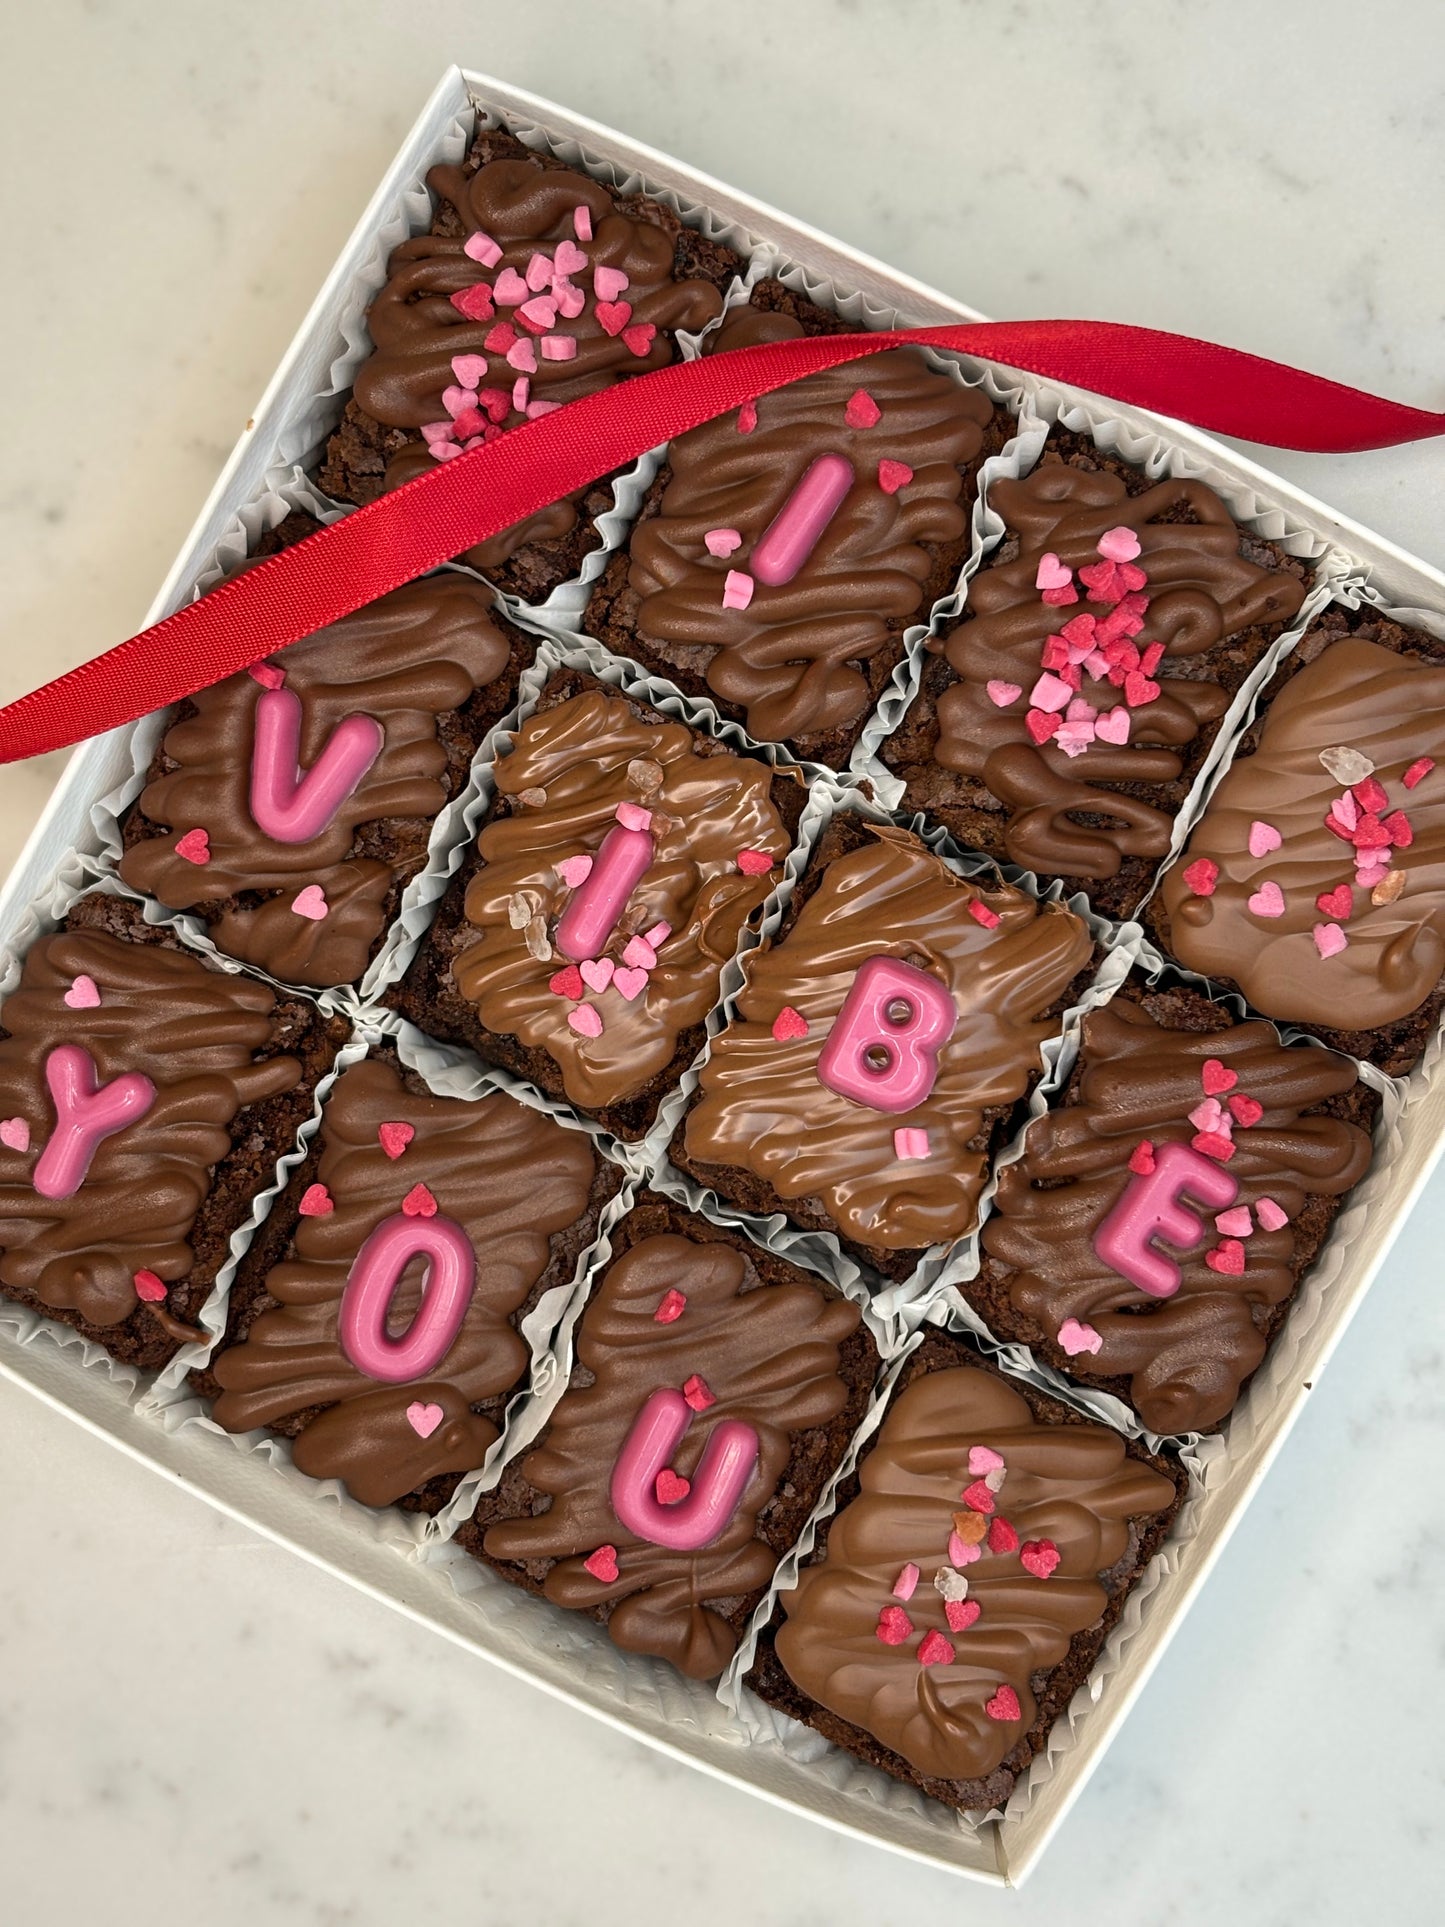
2,66,1445,1886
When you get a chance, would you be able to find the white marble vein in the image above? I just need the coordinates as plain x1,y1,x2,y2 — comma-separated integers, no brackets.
1,2,1444,1918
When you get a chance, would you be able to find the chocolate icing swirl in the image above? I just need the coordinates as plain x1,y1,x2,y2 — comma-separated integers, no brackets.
454,688,791,1112
482,1231,860,1679
354,153,724,566
980,999,1372,1432
774,1367,1175,1783
684,826,1092,1250
0,930,302,1327
932,466,1305,877
1160,637,1445,1029
121,577,514,986
210,1057,598,1508
621,313,993,743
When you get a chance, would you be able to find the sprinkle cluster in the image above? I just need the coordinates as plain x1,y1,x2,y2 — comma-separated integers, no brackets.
870,1439,1057,1722
988,525,1164,758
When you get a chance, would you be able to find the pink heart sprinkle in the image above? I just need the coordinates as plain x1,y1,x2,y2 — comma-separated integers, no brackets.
877,459,913,494
174,827,211,865
722,569,754,610
736,848,773,876
682,1374,715,1413
1201,1058,1238,1096
568,1005,604,1038
643,922,671,949
893,1126,930,1161
592,263,630,302
1314,921,1348,959
64,975,100,1009
525,251,554,292
594,300,633,336
655,1468,690,1505
772,1006,809,1042
892,1562,921,1601
986,680,1023,709
613,966,649,1002
654,1289,687,1324
1248,819,1283,859
985,1685,1021,1723
573,205,593,242
1256,1196,1290,1232
616,801,652,832
1057,1318,1103,1357
133,1268,168,1303
517,296,558,333
1035,552,1073,591
583,1544,619,1584
948,1533,981,1567
557,855,594,888
945,1598,982,1633
844,389,881,429
968,1445,1005,1476
580,957,615,993
553,279,586,320
553,239,588,278
0,1117,29,1152
622,937,657,970
1029,671,1074,714
402,1182,438,1219
1215,1205,1254,1237
247,662,286,690
1097,525,1142,562
493,267,529,305
1189,1098,1224,1133
506,337,538,373
1019,1539,1061,1579
377,1121,414,1160
462,232,502,268
450,354,490,387
1247,880,1286,919
298,1183,333,1216
441,383,476,418
704,527,742,557
1093,705,1131,745
291,885,328,920
406,1401,445,1440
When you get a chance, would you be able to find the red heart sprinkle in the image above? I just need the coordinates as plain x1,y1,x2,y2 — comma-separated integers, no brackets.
247,662,286,689
133,1269,168,1303
174,828,211,865
737,398,758,434
1192,1130,1236,1163
1316,884,1353,920
1019,1540,1061,1580
1026,707,1061,745
654,1289,687,1324
1183,858,1218,897
1383,809,1413,848
655,1468,691,1505
1201,1058,1237,1096
549,964,585,1000
1228,1093,1264,1128
449,283,495,321
1128,1140,1156,1176
621,323,656,358
960,1479,996,1516
987,1516,1019,1556
594,300,632,336
1040,635,1071,670
968,899,1001,930
945,1598,981,1633
1352,813,1392,849
772,1006,809,1042
844,389,881,428
1124,671,1161,707
682,1374,715,1412
1403,757,1435,789
1352,776,1389,815
298,1183,333,1216
1206,1238,1246,1275
877,458,913,494
985,1684,1021,1723
1139,640,1165,676
377,1121,414,1160
583,1545,619,1584
402,1182,438,1219
736,848,774,875
483,322,517,353
876,1605,913,1645
917,1629,955,1668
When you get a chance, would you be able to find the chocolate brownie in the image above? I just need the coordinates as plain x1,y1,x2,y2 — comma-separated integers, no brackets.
459,1188,879,1679
746,1332,1184,1812
0,892,348,1371
673,813,1097,1280
969,973,1377,1434
198,1042,617,1514
883,431,1312,917
1151,604,1445,1073
317,123,741,601
581,282,1012,768
387,668,805,1141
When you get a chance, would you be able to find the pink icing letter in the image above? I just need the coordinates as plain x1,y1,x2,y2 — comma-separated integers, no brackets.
249,688,385,844
32,1045,155,1199
1093,1141,1239,1299
610,1387,759,1551
816,956,955,1113
555,823,655,960
338,1211,476,1383
750,453,855,587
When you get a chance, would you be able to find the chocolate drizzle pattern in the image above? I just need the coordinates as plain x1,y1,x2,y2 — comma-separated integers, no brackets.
352,151,724,566
931,466,1306,878
1160,637,1445,1030
121,577,515,986
684,826,1092,1251
0,930,302,1328
774,1367,1176,1784
210,1058,598,1508
481,1232,860,1679
453,688,791,1112
980,999,1372,1433
618,314,993,745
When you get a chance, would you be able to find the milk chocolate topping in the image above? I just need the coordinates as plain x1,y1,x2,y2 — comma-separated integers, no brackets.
684,826,1092,1250
482,1231,861,1678
932,466,1305,877
981,998,1371,1432
453,688,791,1112
620,312,993,744
210,1058,597,1508
352,151,724,566
0,930,302,1328
1160,637,1445,1030
121,576,513,986
774,1367,1175,1783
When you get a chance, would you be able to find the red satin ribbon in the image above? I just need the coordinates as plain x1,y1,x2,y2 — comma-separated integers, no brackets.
3,318,1442,766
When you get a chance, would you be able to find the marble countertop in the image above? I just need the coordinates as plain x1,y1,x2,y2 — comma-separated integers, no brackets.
2,3,1443,1920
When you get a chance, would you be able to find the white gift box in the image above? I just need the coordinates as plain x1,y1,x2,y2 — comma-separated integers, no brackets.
2,65,1444,1888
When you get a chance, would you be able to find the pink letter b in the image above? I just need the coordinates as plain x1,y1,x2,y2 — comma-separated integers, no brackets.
816,956,954,1113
